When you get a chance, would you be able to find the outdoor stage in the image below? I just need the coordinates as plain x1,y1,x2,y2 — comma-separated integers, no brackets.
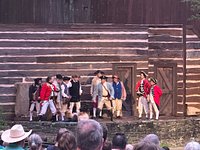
1,116,200,148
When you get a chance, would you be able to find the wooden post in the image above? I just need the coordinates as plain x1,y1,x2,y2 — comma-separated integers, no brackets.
182,1,187,117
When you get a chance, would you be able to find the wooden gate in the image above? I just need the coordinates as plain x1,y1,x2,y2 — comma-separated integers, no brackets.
113,63,136,116
154,62,177,116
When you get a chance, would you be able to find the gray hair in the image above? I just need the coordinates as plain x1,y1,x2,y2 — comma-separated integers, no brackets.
184,141,200,150
28,134,43,150
142,134,160,146
76,119,103,150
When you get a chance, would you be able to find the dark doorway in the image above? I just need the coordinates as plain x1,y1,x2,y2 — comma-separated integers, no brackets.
113,63,136,117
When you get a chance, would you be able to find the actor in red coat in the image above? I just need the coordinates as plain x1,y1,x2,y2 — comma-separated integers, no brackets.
39,76,57,121
135,71,150,119
149,77,162,120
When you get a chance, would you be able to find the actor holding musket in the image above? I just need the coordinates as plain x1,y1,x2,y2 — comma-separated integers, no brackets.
94,75,114,118
135,71,150,119
148,77,162,120
112,75,127,118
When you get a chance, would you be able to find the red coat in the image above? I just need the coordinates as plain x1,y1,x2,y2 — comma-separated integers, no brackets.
40,83,56,101
152,85,162,106
135,79,150,98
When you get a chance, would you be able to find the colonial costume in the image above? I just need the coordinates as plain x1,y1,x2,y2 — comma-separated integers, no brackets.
60,76,72,121
29,78,42,121
39,76,57,121
112,75,127,118
135,71,150,119
149,77,162,120
90,70,104,118
69,75,82,114
94,76,114,118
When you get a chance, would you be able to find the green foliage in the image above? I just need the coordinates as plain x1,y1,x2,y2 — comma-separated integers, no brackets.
188,0,200,20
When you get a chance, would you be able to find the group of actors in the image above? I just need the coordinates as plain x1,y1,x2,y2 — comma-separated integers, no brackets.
136,71,162,120
29,70,162,122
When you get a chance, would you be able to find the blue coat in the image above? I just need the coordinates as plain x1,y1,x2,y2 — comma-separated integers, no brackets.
94,82,114,102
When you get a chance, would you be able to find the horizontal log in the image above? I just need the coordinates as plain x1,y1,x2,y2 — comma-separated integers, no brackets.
0,70,114,78
187,68,200,73
178,88,200,96
186,74,200,80
186,60,200,65
149,28,182,36
148,42,182,50
0,57,36,63
36,56,148,63
186,96,200,103
0,96,16,103
0,48,148,56
0,78,22,84
149,35,182,42
187,51,200,58
187,42,200,49
0,87,16,94
0,104,15,112
0,61,148,71
149,50,183,58
0,41,148,48
0,33,148,40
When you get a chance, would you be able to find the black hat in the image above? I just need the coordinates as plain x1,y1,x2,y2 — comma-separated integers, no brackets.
94,70,105,75
63,76,71,81
100,75,108,80
150,77,157,84
34,78,42,84
140,71,148,78
56,74,63,80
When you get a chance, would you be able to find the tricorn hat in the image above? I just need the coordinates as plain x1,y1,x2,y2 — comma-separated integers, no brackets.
149,77,157,84
100,75,108,80
1,124,32,143
140,71,148,78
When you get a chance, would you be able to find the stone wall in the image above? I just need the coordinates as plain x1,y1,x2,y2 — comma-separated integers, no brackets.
0,118,200,147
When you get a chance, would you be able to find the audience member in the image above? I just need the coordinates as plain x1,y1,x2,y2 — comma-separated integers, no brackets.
76,119,103,150
1,124,32,150
133,142,160,150
184,141,200,150
28,134,43,150
57,129,77,150
162,146,170,150
112,133,127,150
142,134,160,147
47,128,67,150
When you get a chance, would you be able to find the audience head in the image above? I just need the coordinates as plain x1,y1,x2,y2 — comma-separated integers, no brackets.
1,124,32,147
142,134,160,146
72,75,80,82
28,134,43,150
133,142,160,150
76,119,103,150
112,132,127,150
162,146,170,150
184,141,200,150
58,129,77,150
55,128,68,143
